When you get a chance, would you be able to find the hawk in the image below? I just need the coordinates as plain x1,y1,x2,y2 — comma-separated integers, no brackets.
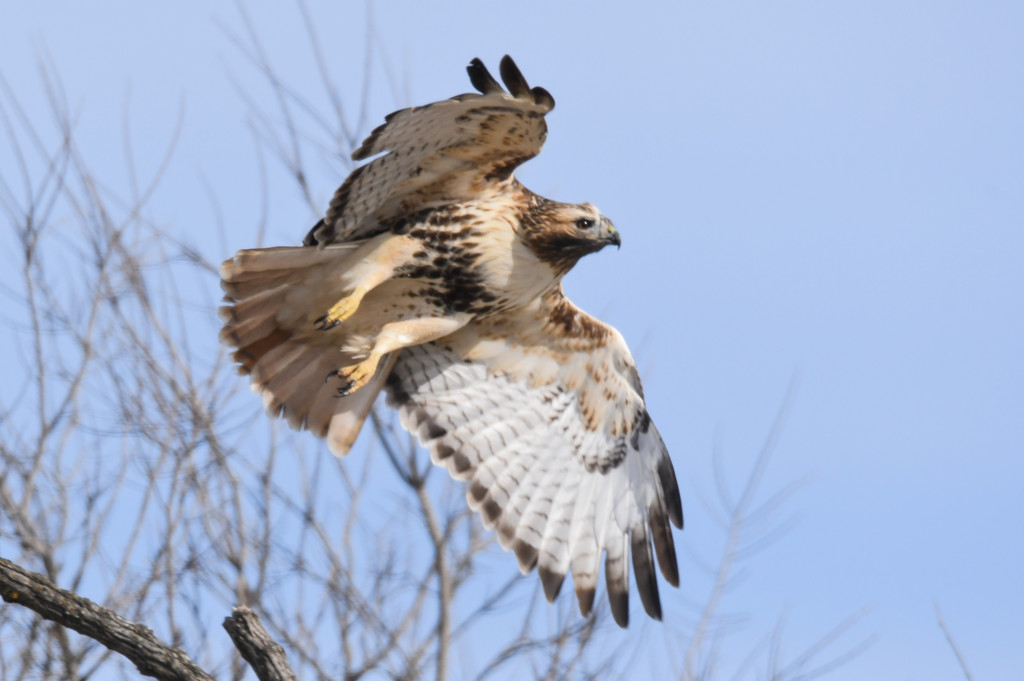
219,56,682,627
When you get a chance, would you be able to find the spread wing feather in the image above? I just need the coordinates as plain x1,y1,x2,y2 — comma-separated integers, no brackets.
385,294,682,627
307,55,555,246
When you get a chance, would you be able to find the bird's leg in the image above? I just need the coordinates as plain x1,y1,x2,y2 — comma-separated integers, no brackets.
314,233,422,331
333,313,472,397
315,284,371,330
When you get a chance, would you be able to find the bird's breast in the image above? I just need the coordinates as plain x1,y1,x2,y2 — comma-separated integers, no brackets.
399,207,560,318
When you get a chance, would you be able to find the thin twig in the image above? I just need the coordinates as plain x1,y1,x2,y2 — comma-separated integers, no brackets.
935,602,976,681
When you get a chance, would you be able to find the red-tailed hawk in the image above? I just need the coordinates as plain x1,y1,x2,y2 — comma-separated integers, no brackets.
219,56,682,627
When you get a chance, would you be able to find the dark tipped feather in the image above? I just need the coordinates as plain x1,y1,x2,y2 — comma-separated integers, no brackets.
468,479,488,503
608,586,630,628
605,550,630,628
481,497,503,525
467,58,503,94
385,372,411,406
575,585,596,617
631,528,662,620
452,451,473,474
302,218,325,246
419,419,447,441
513,538,538,572
499,55,532,99
531,86,555,111
538,565,566,602
658,455,684,528
497,520,516,546
351,124,387,161
650,506,680,587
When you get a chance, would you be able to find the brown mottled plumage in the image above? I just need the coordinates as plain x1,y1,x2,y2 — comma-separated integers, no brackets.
219,56,682,628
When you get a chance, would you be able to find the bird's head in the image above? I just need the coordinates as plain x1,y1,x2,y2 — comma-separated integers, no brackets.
519,200,620,274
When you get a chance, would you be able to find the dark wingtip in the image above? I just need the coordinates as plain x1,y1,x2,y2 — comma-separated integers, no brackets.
632,529,663,621
531,86,555,111
538,565,566,602
468,56,553,110
303,218,325,246
605,549,631,628
659,455,684,529
575,585,596,617
513,537,539,573
467,57,503,95
608,588,629,628
499,55,531,99
651,507,680,587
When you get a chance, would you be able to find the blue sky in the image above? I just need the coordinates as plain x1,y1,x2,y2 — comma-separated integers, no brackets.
3,1,1022,679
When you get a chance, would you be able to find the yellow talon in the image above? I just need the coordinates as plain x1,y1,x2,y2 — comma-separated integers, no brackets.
333,353,381,397
315,287,366,330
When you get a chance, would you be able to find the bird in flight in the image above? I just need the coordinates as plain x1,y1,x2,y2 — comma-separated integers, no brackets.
220,56,682,627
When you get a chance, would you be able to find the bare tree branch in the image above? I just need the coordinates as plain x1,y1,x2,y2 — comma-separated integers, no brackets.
222,607,299,681
0,556,214,681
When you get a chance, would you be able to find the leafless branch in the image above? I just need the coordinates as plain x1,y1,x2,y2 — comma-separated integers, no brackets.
0,557,214,681
222,607,299,681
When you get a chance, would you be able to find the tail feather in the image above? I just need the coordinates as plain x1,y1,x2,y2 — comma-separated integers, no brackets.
222,271,298,301
232,328,294,374
306,380,346,438
260,345,338,425
218,310,280,353
221,245,355,278
249,335,312,386
220,244,386,456
325,353,399,455
220,285,291,330
296,382,341,435
251,341,317,397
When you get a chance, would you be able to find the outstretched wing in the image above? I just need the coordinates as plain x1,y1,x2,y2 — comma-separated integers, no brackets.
306,56,555,246
384,290,683,627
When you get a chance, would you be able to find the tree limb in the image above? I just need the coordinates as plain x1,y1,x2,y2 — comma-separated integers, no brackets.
0,556,214,681
222,606,298,681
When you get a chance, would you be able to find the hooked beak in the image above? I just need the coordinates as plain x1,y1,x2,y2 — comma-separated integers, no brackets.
603,220,621,249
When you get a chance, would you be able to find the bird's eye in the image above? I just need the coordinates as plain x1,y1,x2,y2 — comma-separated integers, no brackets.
575,218,595,230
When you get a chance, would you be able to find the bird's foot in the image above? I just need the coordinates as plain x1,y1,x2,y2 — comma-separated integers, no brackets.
314,287,366,331
330,353,381,397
